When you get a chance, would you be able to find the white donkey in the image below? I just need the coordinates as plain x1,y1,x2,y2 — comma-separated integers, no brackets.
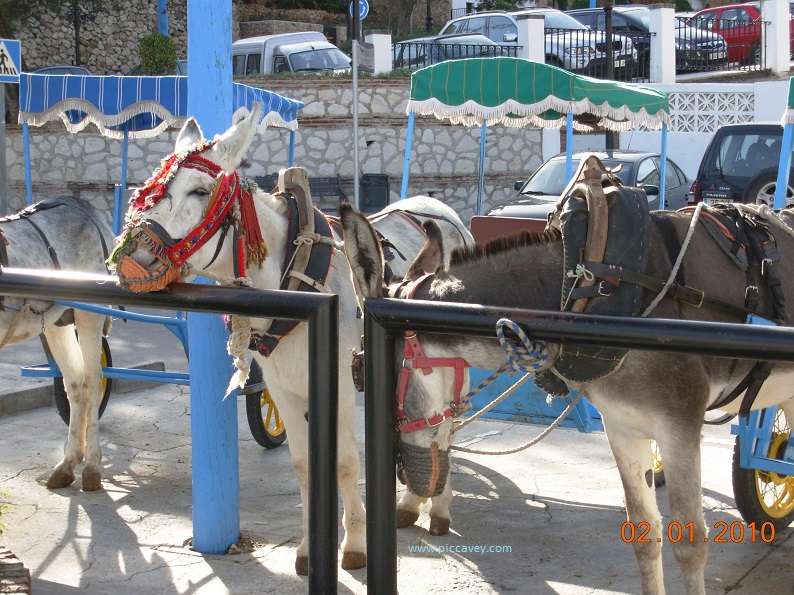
107,103,473,574
1,196,113,491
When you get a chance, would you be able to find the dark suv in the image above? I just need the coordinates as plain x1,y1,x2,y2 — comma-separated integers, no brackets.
690,122,793,206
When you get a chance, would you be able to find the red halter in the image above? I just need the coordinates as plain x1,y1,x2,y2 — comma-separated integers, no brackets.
394,273,471,433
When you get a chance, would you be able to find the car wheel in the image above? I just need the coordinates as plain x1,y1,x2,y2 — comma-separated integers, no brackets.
751,42,762,66
741,167,794,207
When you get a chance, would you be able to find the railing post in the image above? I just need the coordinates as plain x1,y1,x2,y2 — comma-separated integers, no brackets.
364,304,397,595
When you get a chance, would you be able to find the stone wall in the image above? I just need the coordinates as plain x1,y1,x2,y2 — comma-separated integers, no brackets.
7,77,543,226
18,0,188,75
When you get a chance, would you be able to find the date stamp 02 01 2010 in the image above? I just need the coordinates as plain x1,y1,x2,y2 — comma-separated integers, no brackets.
621,520,776,544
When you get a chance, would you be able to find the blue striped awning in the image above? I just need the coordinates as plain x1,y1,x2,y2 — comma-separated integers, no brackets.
18,73,304,139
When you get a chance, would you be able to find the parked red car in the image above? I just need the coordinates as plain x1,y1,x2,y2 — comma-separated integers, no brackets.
688,2,793,64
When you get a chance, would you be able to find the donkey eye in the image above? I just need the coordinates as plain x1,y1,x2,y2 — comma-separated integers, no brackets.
191,187,210,198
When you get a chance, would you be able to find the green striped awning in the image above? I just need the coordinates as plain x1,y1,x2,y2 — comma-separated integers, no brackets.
407,57,670,131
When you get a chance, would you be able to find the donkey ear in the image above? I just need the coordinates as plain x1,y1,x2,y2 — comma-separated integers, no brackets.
212,102,264,172
340,202,385,299
404,220,445,281
175,117,203,154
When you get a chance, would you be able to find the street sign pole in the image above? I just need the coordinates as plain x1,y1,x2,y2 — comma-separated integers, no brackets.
0,39,21,216
352,0,361,210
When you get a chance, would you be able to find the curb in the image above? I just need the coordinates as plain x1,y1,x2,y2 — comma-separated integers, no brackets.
0,361,167,418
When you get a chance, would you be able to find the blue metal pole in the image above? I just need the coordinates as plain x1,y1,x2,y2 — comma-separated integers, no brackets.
400,113,415,199
774,124,794,209
288,130,295,166
565,113,573,183
114,124,130,235
23,123,32,205
187,0,239,556
158,0,169,36
477,122,486,215
659,123,667,210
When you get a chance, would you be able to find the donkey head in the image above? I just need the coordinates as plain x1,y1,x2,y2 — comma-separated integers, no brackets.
340,203,463,497
108,103,264,291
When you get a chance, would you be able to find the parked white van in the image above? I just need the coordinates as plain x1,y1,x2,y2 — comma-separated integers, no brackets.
232,31,351,75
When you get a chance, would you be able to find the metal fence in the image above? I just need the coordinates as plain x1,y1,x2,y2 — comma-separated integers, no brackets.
362,297,794,594
545,27,646,83
676,17,767,72
392,40,519,72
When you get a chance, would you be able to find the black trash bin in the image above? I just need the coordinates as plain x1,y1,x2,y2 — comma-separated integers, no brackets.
359,173,390,213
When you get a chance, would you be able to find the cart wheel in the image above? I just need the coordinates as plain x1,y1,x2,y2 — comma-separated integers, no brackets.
732,407,794,530
55,336,113,425
651,439,665,488
245,359,286,449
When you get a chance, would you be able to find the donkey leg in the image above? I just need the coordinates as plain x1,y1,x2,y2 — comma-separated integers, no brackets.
429,473,453,535
43,324,85,489
603,418,665,595
72,311,106,491
266,386,313,576
338,413,367,570
396,490,425,528
656,423,708,595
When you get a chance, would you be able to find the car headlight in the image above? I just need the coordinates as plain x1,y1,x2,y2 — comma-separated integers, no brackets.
675,39,695,50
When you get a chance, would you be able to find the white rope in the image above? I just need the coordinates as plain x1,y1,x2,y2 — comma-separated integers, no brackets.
224,314,253,399
0,303,30,349
451,392,582,455
642,201,705,317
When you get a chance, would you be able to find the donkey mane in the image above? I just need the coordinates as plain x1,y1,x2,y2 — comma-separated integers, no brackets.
449,228,560,268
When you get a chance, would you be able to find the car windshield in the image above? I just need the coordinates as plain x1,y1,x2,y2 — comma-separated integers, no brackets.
522,157,632,195
289,48,349,72
540,11,588,30
620,9,650,29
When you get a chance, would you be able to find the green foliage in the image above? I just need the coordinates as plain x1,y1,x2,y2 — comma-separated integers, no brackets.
0,489,10,536
267,0,345,13
139,34,177,76
478,0,519,10
569,0,592,8
674,0,693,12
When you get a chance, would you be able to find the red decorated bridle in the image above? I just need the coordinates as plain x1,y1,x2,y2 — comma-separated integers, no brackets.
109,140,266,292
394,273,471,433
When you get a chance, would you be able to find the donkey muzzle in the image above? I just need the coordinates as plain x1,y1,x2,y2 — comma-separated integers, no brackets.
116,255,181,293
397,440,450,498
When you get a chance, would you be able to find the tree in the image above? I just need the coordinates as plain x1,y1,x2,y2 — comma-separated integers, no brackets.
0,0,122,66
396,0,418,36
57,0,123,66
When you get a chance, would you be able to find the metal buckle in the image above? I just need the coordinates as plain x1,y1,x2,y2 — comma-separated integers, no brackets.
402,358,415,371
597,281,613,297
425,414,447,428
685,288,705,308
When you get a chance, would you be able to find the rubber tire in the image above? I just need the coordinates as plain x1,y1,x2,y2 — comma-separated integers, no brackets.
741,167,794,207
55,336,113,425
750,42,762,66
731,407,794,531
245,359,287,449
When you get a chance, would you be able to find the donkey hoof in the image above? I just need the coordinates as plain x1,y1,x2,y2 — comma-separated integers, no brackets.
429,517,451,536
341,551,367,570
82,470,102,492
46,469,75,489
396,509,420,528
295,555,309,576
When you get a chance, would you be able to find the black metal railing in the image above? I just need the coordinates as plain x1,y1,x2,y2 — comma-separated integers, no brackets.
545,27,644,83
392,41,519,71
677,17,767,72
362,298,794,594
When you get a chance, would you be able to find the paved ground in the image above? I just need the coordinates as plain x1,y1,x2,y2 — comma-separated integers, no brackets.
0,309,792,594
